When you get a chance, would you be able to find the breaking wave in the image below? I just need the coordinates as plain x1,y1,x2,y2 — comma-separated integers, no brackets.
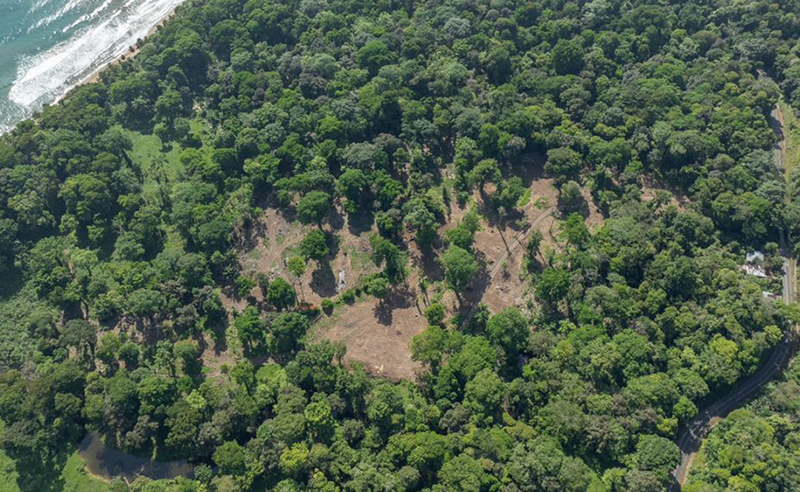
1,0,183,133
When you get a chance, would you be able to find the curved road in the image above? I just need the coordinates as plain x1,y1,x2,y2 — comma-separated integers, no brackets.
671,321,796,488
671,102,798,488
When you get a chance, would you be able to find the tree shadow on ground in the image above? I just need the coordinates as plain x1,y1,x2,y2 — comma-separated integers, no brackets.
373,301,393,326
311,262,337,298
209,317,229,357
234,214,269,252
346,210,375,236
327,208,345,232
274,204,299,225
557,199,590,220
326,231,341,258
459,267,491,318
479,204,527,254
512,152,546,187
413,244,444,282
372,283,414,326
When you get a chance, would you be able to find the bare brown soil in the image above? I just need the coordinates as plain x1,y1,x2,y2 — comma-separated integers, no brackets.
212,206,380,377
226,206,378,312
641,176,689,211
216,156,607,381
199,332,238,377
580,187,605,230
317,172,566,381
314,283,426,381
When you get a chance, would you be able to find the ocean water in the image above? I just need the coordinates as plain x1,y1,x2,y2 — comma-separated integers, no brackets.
0,0,184,133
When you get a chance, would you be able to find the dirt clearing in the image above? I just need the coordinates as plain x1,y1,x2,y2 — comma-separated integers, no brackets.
222,160,607,382
313,282,426,381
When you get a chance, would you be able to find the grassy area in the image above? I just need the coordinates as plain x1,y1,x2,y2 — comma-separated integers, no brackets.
0,283,57,369
280,243,303,263
0,422,107,492
780,100,800,179
344,245,375,272
518,188,532,207
307,306,344,340
118,126,183,193
118,118,209,190
308,294,367,338
534,196,550,209
58,453,109,492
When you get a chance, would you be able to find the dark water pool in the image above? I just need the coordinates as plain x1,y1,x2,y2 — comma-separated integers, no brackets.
78,433,194,481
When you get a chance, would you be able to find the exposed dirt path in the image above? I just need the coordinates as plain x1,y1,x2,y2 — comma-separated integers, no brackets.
463,206,555,324
671,101,798,489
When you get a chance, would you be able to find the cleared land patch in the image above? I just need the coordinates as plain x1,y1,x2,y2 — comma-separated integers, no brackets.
220,164,607,381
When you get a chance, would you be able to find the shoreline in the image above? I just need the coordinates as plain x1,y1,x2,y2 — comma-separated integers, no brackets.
53,7,179,106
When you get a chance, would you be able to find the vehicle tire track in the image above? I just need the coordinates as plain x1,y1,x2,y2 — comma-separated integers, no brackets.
463,206,555,324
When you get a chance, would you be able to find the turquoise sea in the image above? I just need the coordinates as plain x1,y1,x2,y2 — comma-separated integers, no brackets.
0,0,184,133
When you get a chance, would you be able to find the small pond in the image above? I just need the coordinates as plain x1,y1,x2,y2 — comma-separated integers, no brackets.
78,433,194,481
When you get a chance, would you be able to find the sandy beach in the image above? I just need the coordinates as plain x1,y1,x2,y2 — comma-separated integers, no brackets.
55,7,180,104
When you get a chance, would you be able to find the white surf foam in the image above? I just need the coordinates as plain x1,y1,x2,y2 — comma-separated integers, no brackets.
28,0,55,15
28,0,93,32
63,0,116,33
10,0,183,109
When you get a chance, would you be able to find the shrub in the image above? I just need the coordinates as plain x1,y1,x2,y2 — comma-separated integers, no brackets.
267,278,297,311
235,275,256,297
425,302,446,325
341,289,356,303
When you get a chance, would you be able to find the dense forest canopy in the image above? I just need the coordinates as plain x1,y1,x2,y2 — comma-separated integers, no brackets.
1,0,800,491
686,359,800,491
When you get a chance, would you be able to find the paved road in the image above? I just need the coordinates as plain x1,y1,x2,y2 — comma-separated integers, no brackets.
671,325,796,488
671,102,798,489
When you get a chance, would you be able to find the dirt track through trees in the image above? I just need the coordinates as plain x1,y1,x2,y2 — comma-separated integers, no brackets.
463,206,555,324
